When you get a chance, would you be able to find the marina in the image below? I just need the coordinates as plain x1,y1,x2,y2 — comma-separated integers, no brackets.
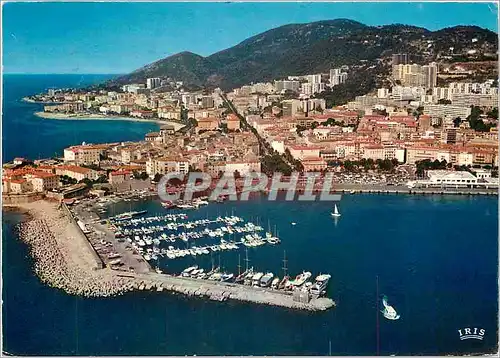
12,195,336,311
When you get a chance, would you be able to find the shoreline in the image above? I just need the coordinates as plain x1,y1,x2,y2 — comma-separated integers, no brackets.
33,111,185,129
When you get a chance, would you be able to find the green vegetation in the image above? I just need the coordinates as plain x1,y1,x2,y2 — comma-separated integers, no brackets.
467,106,497,132
109,20,497,91
133,171,149,180
337,158,399,173
415,159,448,176
261,154,293,176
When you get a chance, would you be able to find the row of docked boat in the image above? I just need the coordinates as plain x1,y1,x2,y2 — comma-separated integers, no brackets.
117,221,262,239
115,215,243,229
132,234,281,260
179,266,331,296
162,197,210,210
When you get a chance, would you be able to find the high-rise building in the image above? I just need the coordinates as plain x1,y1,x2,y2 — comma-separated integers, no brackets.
274,80,300,93
200,96,215,109
146,77,161,89
307,74,322,84
329,68,348,86
392,53,408,66
423,62,438,89
392,63,437,88
282,99,302,116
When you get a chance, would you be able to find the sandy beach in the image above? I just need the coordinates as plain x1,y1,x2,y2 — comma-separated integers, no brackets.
34,111,185,130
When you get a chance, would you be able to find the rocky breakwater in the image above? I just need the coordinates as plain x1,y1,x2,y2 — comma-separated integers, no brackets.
12,201,136,297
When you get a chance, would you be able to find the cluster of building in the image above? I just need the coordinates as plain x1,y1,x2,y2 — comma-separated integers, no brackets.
220,56,497,173
38,77,230,124
10,53,497,196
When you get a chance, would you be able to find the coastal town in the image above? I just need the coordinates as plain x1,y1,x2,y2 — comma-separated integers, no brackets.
4,50,498,310
11,52,499,196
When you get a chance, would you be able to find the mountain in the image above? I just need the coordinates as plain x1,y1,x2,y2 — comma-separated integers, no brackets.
110,19,498,90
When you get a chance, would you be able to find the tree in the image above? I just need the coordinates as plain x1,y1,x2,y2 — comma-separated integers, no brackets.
79,178,93,188
487,107,498,119
153,173,163,183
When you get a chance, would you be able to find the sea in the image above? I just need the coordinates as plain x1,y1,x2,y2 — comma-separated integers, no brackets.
2,75,499,356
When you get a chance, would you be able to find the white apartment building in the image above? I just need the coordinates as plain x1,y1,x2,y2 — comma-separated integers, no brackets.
146,77,161,89
274,80,300,93
146,157,189,178
330,68,348,86
423,104,472,123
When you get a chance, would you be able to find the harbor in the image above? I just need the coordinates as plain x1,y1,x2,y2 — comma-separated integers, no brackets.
11,196,336,311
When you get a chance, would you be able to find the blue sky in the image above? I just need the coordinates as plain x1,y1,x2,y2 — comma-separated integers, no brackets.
2,2,498,74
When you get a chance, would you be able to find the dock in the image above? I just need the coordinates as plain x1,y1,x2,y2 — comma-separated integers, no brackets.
127,272,335,311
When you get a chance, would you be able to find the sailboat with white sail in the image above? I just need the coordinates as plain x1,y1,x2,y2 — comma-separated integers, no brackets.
331,204,341,217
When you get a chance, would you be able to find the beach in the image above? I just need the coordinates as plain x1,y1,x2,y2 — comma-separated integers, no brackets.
34,111,185,130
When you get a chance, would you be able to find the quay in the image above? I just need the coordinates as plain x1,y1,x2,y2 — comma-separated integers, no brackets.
126,272,335,311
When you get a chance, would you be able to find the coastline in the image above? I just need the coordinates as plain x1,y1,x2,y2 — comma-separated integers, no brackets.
8,200,137,297
34,111,185,130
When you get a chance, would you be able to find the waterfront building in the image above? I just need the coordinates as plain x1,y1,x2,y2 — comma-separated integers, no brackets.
63,144,106,164
44,102,85,113
55,165,100,181
301,156,328,171
130,110,155,118
157,106,181,120
109,170,131,185
26,172,59,192
145,157,189,177
420,170,478,187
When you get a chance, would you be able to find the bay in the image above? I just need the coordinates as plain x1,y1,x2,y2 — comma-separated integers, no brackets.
1,75,498,355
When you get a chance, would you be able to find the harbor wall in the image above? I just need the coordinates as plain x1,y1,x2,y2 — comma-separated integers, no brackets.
61,202,104,270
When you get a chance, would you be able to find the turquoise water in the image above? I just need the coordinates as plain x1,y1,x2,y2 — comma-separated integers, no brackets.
2,75,499,355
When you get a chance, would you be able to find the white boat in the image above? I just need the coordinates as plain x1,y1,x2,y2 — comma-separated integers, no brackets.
289,271,312,287
260,272,274,287
381,295,400,320
310,274,331,296
331,204,341,217
181,265,198,277
252,272,264,286
271,277,280,289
